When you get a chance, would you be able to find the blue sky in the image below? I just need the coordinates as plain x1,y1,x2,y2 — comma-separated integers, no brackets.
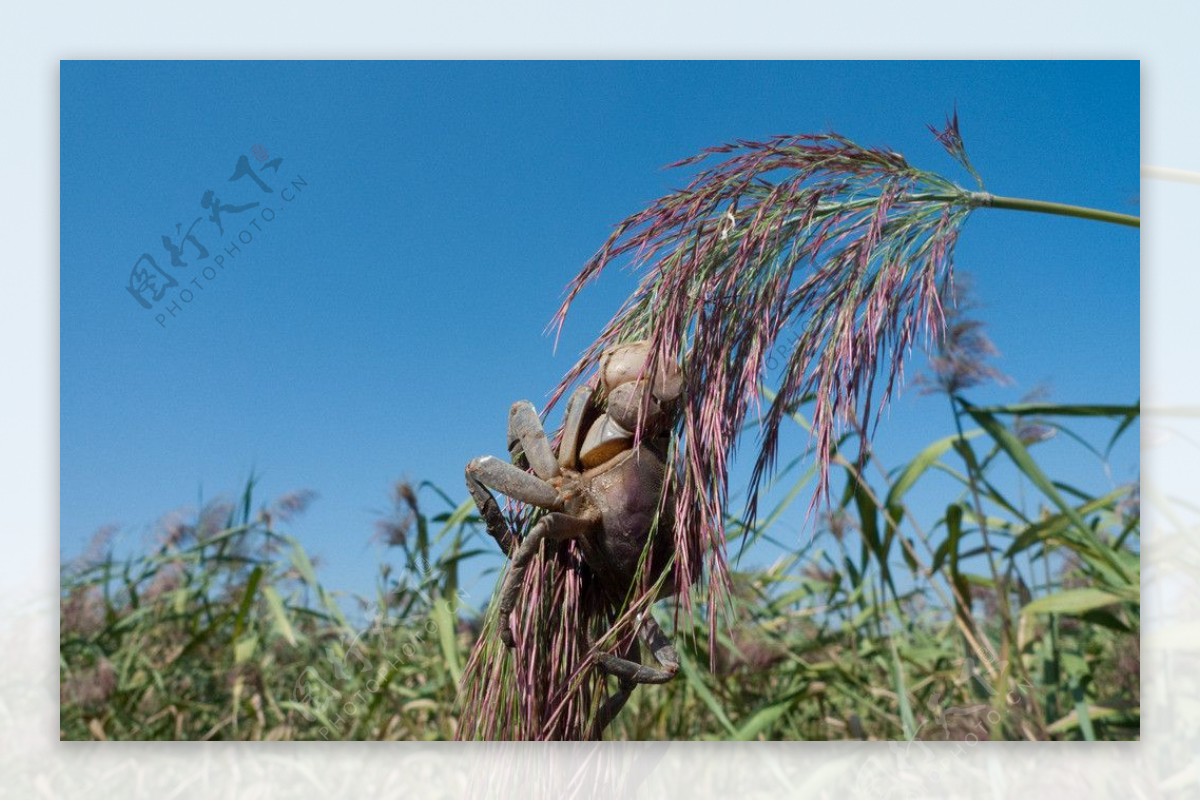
60,60,1139,604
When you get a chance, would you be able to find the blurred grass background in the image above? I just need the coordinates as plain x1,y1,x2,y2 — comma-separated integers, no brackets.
60,387,1139,741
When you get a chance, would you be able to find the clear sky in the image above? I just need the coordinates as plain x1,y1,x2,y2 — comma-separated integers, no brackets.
61,60,1139,603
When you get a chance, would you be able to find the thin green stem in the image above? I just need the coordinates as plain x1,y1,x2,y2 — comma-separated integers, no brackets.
969,192,1140,228
948,394,1049,739
948,396,1006,608
795,190,1139,228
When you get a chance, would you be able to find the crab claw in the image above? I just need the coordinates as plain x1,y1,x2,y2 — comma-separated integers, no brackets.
605,380,667,434
599,341,683,402
579,415,633,469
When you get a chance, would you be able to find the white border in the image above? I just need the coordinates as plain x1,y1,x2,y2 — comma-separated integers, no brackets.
7,1,1197,797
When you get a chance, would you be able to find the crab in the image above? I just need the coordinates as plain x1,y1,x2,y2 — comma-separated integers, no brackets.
465,340,691,734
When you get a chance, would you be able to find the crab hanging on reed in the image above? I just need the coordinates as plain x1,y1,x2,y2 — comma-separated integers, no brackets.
464,340,695,736
457,116,1129,740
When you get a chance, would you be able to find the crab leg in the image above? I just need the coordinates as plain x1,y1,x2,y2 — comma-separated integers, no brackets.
507,401,560,480
591,615,681,738
464,452,563,557
594,614,680,685
465,456,561,510
464,468,517,557
497,511,596,648
556,385,593,471
591,661,638,739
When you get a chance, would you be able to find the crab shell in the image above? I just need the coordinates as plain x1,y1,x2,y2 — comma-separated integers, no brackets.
575,444,677,589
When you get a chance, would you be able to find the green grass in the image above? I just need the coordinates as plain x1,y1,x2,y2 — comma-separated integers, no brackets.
60,394,1139,741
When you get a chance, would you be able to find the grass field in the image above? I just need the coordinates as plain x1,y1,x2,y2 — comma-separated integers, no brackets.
60,391,1139,741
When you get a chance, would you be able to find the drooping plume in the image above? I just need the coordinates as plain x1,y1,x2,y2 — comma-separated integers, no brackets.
549,122,985,612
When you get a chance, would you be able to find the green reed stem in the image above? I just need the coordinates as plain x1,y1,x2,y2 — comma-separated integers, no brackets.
801,190,1139,229
969,192,1140,228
